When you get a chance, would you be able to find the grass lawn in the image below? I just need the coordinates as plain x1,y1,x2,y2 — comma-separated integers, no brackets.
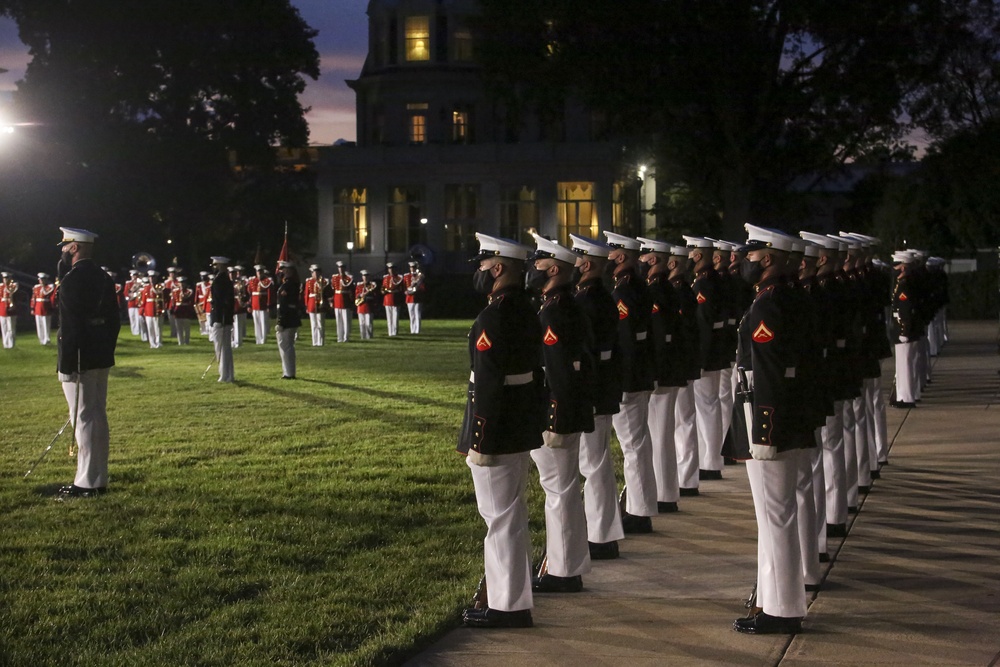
0,319,554,666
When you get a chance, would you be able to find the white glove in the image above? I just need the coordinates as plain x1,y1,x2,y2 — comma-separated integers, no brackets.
898,336,909,343
750,443,778,461
275,325,284,333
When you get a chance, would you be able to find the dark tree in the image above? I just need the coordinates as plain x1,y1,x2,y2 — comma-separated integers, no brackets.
475,0,963,238
0,0,319,271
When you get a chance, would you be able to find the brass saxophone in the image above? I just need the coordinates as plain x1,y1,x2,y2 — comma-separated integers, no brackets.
355,281,376,307
313,276,328,310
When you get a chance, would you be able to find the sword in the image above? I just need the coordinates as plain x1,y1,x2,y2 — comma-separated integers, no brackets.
24,417,73,479
201,354,216,380
69,350,80,457
736,366,754,445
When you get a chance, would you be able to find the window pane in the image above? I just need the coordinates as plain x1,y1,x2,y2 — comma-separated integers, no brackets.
454,27,474,61
405,16,430,62
409,114,426,144
499,185,538,245
452,110,468,143
333,187,368,253
387,186,423,253
557,182,598,246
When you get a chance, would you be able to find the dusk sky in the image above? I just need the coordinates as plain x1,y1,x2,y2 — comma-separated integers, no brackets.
0,0,370,145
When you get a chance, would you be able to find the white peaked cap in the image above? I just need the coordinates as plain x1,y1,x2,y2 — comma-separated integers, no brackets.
668,242,690,256
129,269,139,275
278,260,293,268
336,261,344,267
926,256,946,266
386,262,394,268
58,227,98,245
788,236,807,254
37,272,49,278
682,235,715,249
531,233,578,264
800,231,841,250
892,250,914,263
708,238,740,252
474,233,532,261
308,264,320,271
839,232,871,248
199,271,209,276
253,264,264,270
360,269,368,274
166,266,177,272
843,231,881,245
833,234,861,250
147,270,158,276
743,223,797,252
211,256,230,264
233,265,243,271
1,272,10,277
802,240,820,258
603,231,642,250
636,237,673,254
569,234,612,258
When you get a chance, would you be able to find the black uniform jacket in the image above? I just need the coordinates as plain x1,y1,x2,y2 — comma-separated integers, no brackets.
539,285,596,435
646,274,686,388
890,270,922,343
692,268,731,372
612,269,654,394
276,278,302,329
574,277,622,416
670,276,702,382
737,276,812,454
210,270,235,326
57,259,121,375
458,285,545,456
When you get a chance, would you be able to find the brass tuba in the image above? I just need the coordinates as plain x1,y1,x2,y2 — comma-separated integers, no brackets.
132,252,157,274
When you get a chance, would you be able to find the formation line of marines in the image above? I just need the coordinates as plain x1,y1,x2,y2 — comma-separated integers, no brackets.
457,226,949,633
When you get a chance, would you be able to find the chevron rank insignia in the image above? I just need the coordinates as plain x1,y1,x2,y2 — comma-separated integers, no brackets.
543,326,559,345
652,303,660,313
696,292,707,304
899,293,908,301
476,331,493,351
617,300,629,319
752,321,774,343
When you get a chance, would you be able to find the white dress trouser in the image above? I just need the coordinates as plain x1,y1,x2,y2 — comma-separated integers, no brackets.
612,390,657,516
822,402,848,525
693,370,724,471
869,376,889,463
358,313,373,339
335,307,351,342
212,323,234,382
647,385,680,503
61,367,111,489
467,452,533,612
1,316,15,348
386,306,399,336
167,311,177,339
718,364,735,437
36,315,52,345
747,452,807,619
232,313,246,348
852,396,872,487
578,414,625,543
252,309,269,344
809,433,828,556
842,400,859,508
277,326,297,377
128,307,141,336
531,434,591,578
145,316,162,349
137,314,148,342
408,302,422,334
674,382,700,489
796,448,820,586
895,342,917,403
309,312,324,346
175,318,191,345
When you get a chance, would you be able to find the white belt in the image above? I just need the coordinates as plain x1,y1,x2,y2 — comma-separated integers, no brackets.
712,321,724,329
599,350,612,361
836,339,846,348
727,318,737,325
785,367,796,378
469,371,534,386
665,334,672,342
635,331,647,341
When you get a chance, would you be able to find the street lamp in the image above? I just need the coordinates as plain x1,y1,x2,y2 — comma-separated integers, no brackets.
346,241,354,273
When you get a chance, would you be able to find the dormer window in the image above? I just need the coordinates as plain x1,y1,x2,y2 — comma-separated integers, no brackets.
405,16,430,62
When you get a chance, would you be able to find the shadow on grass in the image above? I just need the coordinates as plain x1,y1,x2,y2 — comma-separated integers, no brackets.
299,377,460,412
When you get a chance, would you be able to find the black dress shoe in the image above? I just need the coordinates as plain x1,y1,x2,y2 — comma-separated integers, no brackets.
621,512,653,534
870,469,881,479
819,552,830,563
699,469,723,481
462,607,533,628
858,485,871,494
733,611,802,635
848,505,859,514
878,460,890,467
657,501,678,513
891,401,916,409
532,573,583,593
588,540,619,560
57,485,107,498
826,523,847,538
281,375,296,380
805,583,821,593
679,487,700,497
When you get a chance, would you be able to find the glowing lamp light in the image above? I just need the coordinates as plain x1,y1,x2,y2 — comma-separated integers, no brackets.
420,218,428,225
166,239,173,245
346,241,354,251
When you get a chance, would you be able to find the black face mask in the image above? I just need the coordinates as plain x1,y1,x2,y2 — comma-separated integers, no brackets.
603,259,618,278
57,251,73,280
570,266,583,285
639,262,652,280
740,257,765,284
525,266,548,292
473,268,496,295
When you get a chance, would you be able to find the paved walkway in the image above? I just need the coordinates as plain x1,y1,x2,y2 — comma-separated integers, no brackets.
408,321,1000,667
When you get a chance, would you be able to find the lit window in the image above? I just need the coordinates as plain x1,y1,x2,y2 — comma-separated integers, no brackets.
452,110,468,143
500,186,538,246
387,186,424,253
333,188,368,252
445,184,480,251
407,103,428,144
557,182,598,246
405,16,430,62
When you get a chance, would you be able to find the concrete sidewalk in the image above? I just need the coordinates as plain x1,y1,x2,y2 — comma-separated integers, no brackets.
407,321,1000,667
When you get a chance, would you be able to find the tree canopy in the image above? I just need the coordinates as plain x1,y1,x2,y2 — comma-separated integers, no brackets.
0,0,319,271
474,0,968,238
